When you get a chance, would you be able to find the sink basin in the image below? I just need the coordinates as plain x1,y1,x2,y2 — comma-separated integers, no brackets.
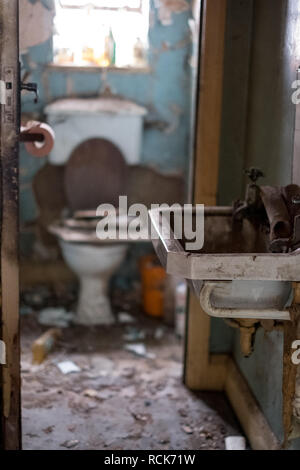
149,206,298,320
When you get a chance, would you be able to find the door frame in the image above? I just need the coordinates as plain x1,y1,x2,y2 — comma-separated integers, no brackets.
0,0,21,450
184,0,280,450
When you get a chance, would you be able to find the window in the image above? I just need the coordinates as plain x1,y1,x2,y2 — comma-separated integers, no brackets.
53,0,149,68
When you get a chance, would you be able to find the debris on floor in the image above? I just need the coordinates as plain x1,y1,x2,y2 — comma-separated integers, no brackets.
123,326,146,342
90,355,114,377
225,435,246,450
118,312,136,324
83,389,101,399
22,283,77,310
56,360,81,374
154,327,165,340
61,439,80,449
38,307,75,328
124,343,156,359
21,283,242,450
32,328,62,364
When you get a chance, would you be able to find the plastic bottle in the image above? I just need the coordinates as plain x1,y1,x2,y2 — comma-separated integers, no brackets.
104,27,116,66
140,254,166,318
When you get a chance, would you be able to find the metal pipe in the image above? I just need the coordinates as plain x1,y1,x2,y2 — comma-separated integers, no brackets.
20,133,44,143
199,281,291,321
204,206,233,216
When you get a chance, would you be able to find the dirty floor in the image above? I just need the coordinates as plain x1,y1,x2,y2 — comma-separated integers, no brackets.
21,285,242,450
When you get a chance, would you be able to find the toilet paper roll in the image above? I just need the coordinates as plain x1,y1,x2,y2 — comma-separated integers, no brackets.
22,121,55,158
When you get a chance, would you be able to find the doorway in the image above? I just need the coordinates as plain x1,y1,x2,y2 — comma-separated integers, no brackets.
1,0,245,450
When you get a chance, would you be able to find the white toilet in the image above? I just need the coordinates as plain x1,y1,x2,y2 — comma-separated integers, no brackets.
59,241,128,325
45,97,147,325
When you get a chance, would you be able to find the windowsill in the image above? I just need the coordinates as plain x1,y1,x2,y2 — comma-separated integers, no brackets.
47,63,151,74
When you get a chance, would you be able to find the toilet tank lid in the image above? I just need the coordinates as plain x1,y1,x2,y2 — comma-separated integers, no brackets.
45,98,147,117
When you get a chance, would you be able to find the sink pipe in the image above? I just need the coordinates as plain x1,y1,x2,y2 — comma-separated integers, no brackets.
199,281,291,321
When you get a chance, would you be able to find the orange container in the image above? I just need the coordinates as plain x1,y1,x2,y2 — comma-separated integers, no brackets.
140,254,166,317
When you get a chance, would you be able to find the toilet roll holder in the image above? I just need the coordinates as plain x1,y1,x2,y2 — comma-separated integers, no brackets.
20,81,43,144
20,132,44,143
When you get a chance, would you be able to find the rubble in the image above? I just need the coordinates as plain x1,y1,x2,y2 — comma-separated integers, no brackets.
182,426,194,434
21,300,241,450
118,312,136,324
61,439,79,449
42,426,54,434
82,389,100,399
225,436,246,450
56,360,81,374
38,307,75,328
124,343,156,359
123,326,146,342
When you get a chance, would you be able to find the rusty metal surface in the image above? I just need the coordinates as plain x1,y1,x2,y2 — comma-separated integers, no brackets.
259,184,300,253
260,186,291,241
149,206,300,281
0,0,21,450
20,133,44,143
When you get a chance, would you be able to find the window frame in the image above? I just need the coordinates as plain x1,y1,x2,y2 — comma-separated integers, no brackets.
57,0,143,13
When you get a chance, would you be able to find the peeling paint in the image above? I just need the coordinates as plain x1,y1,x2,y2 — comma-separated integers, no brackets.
19,0,55,53
66,76,73,96
165,103,183,134
155,0,190,26
20,0,193,257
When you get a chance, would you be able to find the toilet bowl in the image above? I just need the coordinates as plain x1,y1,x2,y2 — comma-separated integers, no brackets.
59,240,127,325
49,211,145,325
49,212,133,325
45,97,147,325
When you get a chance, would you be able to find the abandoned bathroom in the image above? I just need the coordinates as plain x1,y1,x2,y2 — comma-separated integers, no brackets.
1,0,300,452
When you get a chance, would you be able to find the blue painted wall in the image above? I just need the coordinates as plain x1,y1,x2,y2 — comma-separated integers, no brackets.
20,0,193,253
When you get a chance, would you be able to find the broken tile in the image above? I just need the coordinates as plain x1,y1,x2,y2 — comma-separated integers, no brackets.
124,343,156,359
56,360,81,374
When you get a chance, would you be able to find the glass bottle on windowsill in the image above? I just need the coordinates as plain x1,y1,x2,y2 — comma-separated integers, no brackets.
133,37,146,67
104,27,116,66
